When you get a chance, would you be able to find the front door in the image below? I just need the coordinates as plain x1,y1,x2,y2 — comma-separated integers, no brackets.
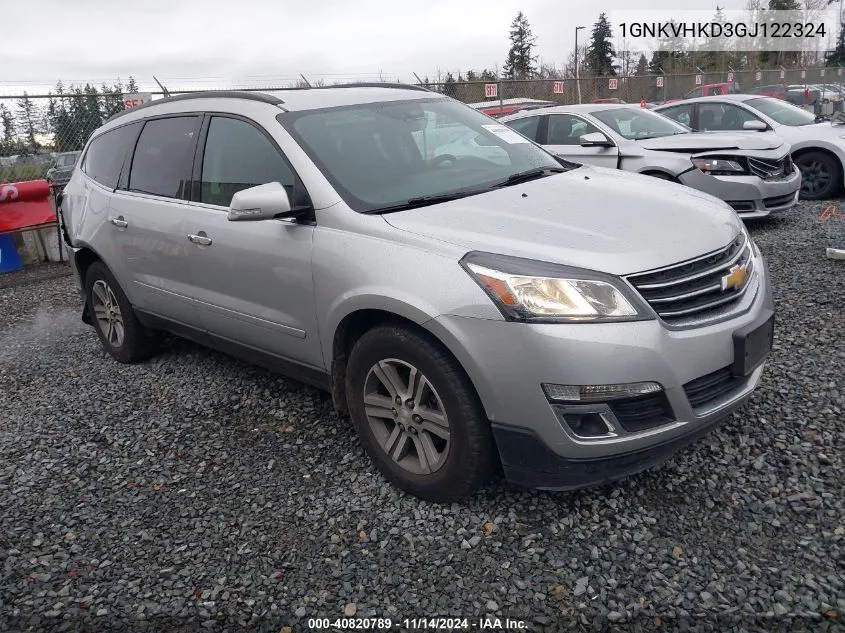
183,115,322,368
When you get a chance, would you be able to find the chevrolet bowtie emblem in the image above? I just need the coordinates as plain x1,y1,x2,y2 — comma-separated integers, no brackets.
721,265,748,291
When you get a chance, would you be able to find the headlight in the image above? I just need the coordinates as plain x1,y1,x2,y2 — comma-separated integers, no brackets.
461,252,652,322
692,158,746,174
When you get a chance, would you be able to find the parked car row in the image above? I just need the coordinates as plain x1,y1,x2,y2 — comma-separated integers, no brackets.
501,102,801,217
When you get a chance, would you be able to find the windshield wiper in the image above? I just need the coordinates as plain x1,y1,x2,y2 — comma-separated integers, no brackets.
363,191,478,214
494,166,566,188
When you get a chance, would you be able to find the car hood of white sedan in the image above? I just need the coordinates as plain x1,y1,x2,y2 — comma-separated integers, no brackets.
382,165,742,277
637,131,783,152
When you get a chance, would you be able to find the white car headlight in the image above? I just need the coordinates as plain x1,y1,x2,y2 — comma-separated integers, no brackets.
462,252,652,322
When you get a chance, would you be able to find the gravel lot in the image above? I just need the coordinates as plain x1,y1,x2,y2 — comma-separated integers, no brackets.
0,201,843,632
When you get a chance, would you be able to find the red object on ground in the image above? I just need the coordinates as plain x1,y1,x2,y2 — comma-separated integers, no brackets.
640,98,646,109
0,179,56,232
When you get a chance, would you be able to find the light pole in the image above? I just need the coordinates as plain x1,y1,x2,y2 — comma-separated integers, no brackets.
575,26,585,104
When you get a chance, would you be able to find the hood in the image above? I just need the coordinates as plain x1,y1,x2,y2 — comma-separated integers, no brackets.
638,131,782,152
382,166,742,276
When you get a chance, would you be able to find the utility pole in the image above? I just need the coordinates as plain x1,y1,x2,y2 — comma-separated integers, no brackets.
575,25,586,104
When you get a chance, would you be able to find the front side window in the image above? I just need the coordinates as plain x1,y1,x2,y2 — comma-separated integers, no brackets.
83,123,140,189
506,116,541,141
280,98,564,212
591,108,688,140
659,104,693,128
698,103,760,131
200,117,294,207
546,114,601,145
128,116,199,199
746,97,817,126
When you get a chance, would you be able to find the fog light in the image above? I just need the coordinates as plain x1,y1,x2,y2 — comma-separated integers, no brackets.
543,381,662,403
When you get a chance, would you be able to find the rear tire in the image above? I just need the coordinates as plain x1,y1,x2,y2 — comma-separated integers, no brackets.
345,324,496,502
85,261,158,363
795,151,842,200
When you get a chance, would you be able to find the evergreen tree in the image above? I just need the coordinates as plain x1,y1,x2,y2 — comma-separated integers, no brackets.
826,23,845,66
503,11,537,79
443,72,458,98
126,76,139,93
16,92,40,150
635,53,648,75
0,104,13,142
586,13,616,76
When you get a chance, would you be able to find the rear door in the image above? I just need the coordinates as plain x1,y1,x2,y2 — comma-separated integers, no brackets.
108,115,203,325
541,113,618,168
183,114,322,368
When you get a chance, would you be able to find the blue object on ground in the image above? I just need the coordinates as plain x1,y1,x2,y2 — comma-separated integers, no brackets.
0,234,23,273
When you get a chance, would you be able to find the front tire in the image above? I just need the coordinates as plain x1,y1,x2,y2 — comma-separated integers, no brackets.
346,324,496,502
85,261,157,363
795,151,842,200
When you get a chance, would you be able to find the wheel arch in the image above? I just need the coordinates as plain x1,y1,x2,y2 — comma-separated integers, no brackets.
329,306,490,422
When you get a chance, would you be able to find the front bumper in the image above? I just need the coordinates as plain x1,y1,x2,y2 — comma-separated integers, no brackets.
426,256,774,490
678,168,801,219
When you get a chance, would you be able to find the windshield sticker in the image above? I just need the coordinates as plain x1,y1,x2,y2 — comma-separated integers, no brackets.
482,124,530,144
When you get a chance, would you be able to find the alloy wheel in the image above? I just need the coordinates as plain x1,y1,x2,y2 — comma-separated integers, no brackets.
799,159,831,196
362,358,451,475
91,279,125,348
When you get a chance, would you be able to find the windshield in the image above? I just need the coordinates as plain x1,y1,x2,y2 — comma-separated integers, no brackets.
591,107,688,140
746,97,817,126
279,98,565,212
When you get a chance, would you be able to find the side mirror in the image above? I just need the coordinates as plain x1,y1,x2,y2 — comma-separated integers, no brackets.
580,132,613,147
742,120,768,131
227,182,296,222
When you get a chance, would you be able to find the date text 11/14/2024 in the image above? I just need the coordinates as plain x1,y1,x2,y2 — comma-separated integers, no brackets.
307,617,528,630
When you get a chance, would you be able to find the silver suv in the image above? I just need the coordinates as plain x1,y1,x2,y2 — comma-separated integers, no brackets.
59,86,774,502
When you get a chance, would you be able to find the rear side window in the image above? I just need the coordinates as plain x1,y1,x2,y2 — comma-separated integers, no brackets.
129,117,199,199
82,123,140,189
506,116,541,141
200,116,294,207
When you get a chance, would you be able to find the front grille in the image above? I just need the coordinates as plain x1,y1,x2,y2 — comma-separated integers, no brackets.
626,234,754,323
683,366,746,410
763,192,795,209
748,156,792,180
608,393,674,433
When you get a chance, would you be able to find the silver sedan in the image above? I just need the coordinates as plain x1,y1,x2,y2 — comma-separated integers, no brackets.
501,104,802,219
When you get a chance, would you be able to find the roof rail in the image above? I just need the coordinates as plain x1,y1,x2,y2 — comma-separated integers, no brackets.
106,90,285,122
315,82,430,92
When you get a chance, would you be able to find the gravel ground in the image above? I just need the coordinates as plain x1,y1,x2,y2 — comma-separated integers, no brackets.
0,201,843,633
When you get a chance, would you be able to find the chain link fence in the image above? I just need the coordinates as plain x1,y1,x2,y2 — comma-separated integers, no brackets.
3,67,845,185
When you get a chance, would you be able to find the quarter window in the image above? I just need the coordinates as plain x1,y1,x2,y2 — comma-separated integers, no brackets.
128,117,199,199
200,117,294,207
82,123,140,189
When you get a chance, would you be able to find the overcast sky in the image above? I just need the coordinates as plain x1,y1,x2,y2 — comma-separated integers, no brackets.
1,0,750,95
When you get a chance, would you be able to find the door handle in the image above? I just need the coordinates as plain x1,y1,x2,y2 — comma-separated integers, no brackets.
109,216,128,228
187,232,212,246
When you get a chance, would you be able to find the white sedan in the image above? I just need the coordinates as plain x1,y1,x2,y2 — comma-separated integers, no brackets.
655,95,845,200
